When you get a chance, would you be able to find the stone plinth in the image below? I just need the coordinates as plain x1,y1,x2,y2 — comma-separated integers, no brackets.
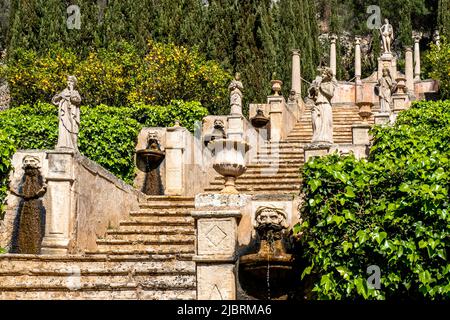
165,125,187,195
392,93,409,113
227,115,245,141
374,113,390,125
303,143,332,162
41,150,75,255
192,193,251,300
268,96,285,142
378,53,397,80
352,124,371,145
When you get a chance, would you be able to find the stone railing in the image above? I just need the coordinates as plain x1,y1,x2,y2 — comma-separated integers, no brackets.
0,150,142,254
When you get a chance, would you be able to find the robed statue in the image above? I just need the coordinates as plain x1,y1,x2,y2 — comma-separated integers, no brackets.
52,76,82,151
376,68,397,113
308,67,337,144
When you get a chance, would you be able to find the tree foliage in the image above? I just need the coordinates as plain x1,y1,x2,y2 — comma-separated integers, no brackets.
425,38,450,100
1,41,230,114
297,100,450,300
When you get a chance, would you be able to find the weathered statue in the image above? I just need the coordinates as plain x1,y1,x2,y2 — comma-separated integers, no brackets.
254,206,289,241
228,72,243,115
377,68,397,113
308,67,337,144
10,155,47,254
380,19,394,54
52,76,82,151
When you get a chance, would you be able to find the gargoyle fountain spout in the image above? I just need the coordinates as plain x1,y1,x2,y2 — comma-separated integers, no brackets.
136,131,165,195
239,206,293,300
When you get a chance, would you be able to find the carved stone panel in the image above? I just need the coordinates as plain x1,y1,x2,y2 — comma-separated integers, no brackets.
197,218,237,257
197,264,236,300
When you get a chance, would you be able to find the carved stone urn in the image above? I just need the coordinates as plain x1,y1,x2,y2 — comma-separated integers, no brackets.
271,80,283,96
209,139,250,194
356,102,373,124
250,108,270,128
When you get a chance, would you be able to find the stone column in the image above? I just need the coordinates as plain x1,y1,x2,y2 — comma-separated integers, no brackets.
192,193,250,300
291,49,301,99
405,47,414,95
268,95,285,142
165,124,187,195
41,150,75,255
413,33,422,81
330,34,338,78
354,37,362,83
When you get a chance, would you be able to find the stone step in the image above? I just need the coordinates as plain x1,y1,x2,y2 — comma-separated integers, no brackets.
86,245,195,256
214,173,299,180
117,224,194,234
210,178,300,186
0,288,196,300
0,273,195,289
103,233,195,242
139,196,194,208
119,220,194,228
0,255,194,273
204,185,300,193
118,216,194,224
129,209,192,217
92,243,195,255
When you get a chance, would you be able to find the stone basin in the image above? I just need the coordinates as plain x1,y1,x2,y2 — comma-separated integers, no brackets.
136,149,165,172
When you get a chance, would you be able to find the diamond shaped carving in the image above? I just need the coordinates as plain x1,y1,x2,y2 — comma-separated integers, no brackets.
206,225,227,247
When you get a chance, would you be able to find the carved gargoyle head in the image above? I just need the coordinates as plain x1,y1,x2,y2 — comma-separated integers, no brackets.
22,155,41,170
254,206,289,241
147,130,161,151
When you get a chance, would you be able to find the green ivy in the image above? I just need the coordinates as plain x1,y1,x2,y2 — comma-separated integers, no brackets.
296,100,450,300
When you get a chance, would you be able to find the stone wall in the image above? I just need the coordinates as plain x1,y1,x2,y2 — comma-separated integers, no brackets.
0,150,142,253
73,154,141,253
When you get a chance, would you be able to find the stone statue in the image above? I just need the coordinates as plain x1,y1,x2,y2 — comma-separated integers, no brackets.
228,72,243,115
376,67,397,113
52,76,82,151
308,67,337,144
380,19,394,54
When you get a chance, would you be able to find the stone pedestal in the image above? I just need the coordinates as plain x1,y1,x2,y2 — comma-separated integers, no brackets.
352,124,371,145
374,113,390,125
192,193,251,300
392,94,409,113
303,143,332,162
227,115,245,141
41,150,75,255
165,125,187,195
378,53,397,80
268,96,285,142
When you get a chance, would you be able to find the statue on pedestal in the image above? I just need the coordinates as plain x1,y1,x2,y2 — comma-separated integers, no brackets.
380,19,394,54
308,67,337,144
228,72,243,115
376,67,397,113
52,76,82,151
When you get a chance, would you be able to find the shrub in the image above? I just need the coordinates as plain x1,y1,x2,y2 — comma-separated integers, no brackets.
296,100,450,300
425,37,450,99
1,41,231,114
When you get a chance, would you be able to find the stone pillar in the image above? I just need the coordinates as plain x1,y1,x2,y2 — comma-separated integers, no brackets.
291,49,301,99
330,34,338,78
227,115,245,141
413,33,422,81
41,150,75,255
192,193,250,300
354,37,362,83
405,47,414,95
268,96,285,142
165,124,186,195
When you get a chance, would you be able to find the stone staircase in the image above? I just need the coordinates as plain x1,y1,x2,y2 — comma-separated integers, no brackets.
0,104,368,299
0,196,196,300
205,104,368,194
